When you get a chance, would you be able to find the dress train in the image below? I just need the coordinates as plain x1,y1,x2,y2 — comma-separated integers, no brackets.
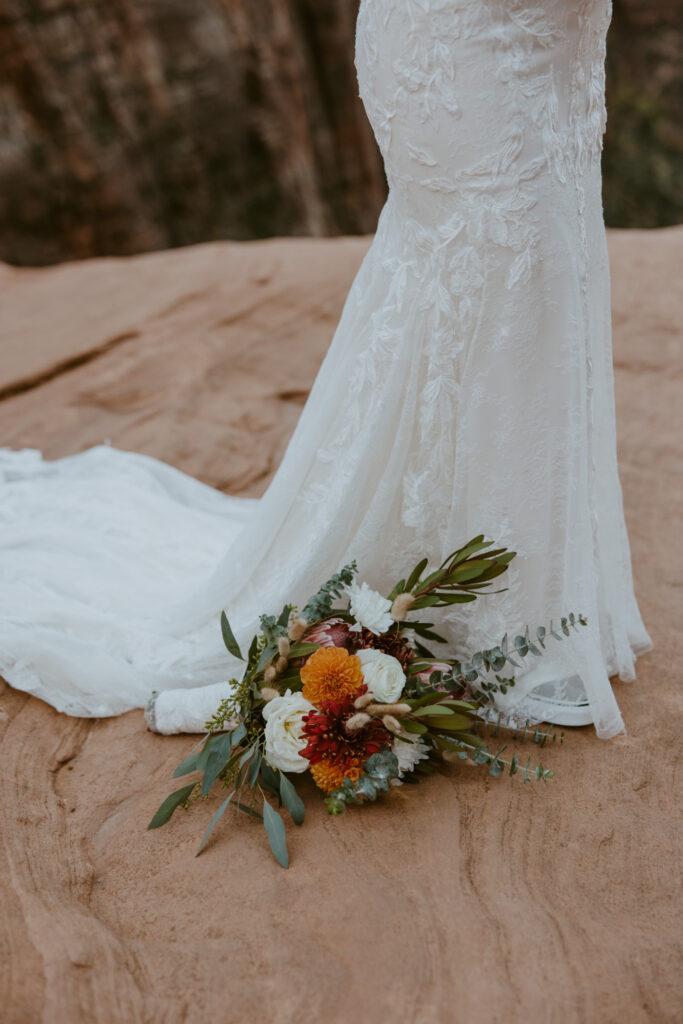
0,0,651,737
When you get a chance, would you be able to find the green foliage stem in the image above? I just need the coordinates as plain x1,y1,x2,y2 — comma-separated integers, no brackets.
301,562,357,622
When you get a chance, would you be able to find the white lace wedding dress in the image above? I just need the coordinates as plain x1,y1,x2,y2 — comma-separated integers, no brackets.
0,0,651,738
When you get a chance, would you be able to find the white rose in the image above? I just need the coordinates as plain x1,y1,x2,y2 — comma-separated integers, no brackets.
346,580,393,635
262,690,313,773
357,648,406,703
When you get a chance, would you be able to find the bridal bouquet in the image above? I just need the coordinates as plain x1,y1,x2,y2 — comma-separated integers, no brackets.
149,536,586,867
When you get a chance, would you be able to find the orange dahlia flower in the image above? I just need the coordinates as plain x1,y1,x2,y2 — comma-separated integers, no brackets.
300,646,364,705
310,758,364,792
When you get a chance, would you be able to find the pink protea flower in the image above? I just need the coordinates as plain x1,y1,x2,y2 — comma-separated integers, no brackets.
303,618,416,671
303,617,356,651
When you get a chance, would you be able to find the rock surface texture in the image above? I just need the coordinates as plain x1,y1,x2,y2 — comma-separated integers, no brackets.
0,0,385,265
0,229,681,1023
1,0,681,266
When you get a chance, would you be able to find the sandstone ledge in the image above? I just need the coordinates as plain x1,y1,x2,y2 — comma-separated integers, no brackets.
0,229,681,1023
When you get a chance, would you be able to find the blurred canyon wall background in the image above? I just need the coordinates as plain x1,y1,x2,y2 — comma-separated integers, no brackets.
0,0,681,267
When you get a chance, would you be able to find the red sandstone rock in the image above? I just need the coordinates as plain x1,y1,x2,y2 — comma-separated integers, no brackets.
0,229,680,1023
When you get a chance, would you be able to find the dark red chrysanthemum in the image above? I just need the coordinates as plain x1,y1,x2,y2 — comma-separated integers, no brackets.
300,686,392,792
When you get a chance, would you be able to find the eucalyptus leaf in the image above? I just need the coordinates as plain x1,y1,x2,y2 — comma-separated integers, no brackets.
514,635,529,657
234,800,263,819
436,731,488,749
364,750,399,781
354,774,379,800
325,795,347,815
230,722,247,748
201,732,235,796
238,746,254,770
301,563,357,621
247,633,259,668
218,745,250,780
196,792,234,855
257,643,277,673
220,611,243,661
196,732,225,771
248,751,262,788
259,762,281,799
262,798,289,868
173,749,203,778
277,604,293,628
148,783,197,830
279,773,306,826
